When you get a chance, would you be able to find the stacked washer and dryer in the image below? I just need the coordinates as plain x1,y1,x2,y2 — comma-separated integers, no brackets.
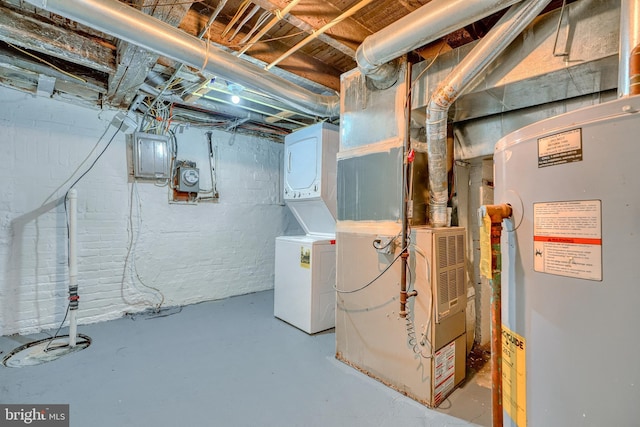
273,122,340,334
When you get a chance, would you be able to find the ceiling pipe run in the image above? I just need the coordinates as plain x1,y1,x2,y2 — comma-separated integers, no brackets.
356,0,524,87
425,0,551,227
24,0,339,118
138,82,298,128
619,0,640,96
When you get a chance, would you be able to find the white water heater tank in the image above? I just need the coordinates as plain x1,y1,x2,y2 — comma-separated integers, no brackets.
494,96,640,426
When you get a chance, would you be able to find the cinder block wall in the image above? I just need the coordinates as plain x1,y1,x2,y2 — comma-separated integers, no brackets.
0,86,302,335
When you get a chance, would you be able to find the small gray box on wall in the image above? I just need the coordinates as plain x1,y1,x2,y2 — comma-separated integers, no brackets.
133,132,170,179
177,166,199,193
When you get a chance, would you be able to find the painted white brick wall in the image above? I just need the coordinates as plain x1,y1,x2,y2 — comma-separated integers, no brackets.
0,86,303,336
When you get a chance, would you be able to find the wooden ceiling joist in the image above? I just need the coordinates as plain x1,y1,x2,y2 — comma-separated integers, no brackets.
106,0,192,107
0,5,115,74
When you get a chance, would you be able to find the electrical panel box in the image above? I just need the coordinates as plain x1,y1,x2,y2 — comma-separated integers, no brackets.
177,165,199,193
133,132,170,179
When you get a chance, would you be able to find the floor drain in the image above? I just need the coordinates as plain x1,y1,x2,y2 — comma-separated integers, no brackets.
2,334,91,368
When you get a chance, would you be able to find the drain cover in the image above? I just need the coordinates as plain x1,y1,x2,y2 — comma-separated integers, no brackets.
2,334,91,368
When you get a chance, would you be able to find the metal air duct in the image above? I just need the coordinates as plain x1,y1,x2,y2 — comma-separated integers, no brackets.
24,0,339,118
356,0,524,87
425,0,551,227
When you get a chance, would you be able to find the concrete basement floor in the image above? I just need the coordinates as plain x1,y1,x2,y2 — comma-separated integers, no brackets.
0,290,491,427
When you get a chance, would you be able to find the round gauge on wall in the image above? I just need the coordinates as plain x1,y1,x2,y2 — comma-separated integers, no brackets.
181,168,199,186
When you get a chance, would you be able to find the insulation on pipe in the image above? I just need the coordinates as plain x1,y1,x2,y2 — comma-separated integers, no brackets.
425,0,552,227
24,0,339,118
356,0,524,86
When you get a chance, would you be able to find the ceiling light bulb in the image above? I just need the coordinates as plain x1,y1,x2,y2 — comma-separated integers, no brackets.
231,95,240,104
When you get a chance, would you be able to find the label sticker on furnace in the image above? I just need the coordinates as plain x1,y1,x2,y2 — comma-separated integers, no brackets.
433,341,455,406
533,200,602,281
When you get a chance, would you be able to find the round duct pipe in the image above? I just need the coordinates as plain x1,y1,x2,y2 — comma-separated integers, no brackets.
24,0,339,118
356,0,524,85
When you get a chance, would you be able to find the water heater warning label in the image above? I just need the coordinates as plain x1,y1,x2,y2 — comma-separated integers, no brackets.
538,128,582,168
533,200,602,281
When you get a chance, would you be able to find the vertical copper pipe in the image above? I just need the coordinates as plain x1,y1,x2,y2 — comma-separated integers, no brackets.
485,204,512,427
630,45,640,95
400,57,412,318
490,223,504,427
619,0,640,97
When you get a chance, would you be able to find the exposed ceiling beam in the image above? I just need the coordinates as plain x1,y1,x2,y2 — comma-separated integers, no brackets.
0,5,115,74
0,59,104,104
265,0,376,71
106,0,191,108
248,0,362,56
397,0,426,12
180,11,343,91
0,45,107,93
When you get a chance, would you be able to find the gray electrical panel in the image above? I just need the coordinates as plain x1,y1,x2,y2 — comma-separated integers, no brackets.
133,132,170,179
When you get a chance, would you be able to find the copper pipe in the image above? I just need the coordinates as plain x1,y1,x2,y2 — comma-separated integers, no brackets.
484,203,512,427
399,58,412,318
630,45,640,95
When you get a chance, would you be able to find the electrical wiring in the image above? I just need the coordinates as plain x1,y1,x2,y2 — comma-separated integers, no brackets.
372,232,401,251
130,181,165,308
41,122,116,206
334,243,406,294
141,98,173,135
404,306,432,359
229,30,307,48
404,42,447,113
412,243,434,355
197,131,219,198
124,0,207,7
45,119,124,347
120,180,165,309
64,121,124,196
237,10,272,45
43,302,70,353
7,42,87,83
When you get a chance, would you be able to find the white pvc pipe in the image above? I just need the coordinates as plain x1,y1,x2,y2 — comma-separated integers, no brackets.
68,189,77,348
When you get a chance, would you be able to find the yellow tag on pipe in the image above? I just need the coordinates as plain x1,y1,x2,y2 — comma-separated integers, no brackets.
479,210,492,279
